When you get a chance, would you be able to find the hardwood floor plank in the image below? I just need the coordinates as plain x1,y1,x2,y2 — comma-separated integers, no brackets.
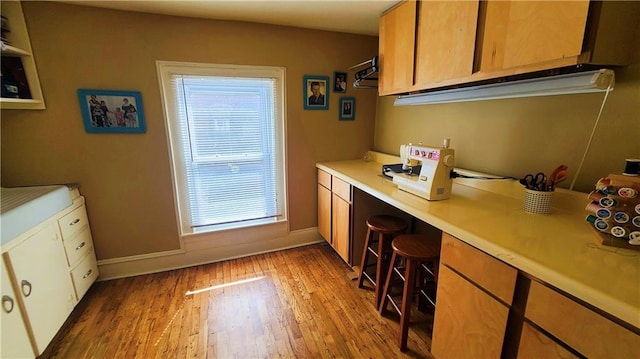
45,243,436,358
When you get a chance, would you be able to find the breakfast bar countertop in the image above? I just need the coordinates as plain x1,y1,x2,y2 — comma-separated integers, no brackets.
317,152,640,329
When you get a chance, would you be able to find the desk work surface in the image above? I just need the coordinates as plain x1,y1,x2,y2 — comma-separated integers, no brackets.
317,153,639,329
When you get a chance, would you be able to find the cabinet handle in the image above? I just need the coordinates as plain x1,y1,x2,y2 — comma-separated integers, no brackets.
75,242,86,250
82,269,93,279
2,295,14,313
69,218,81,226
21,280,32,297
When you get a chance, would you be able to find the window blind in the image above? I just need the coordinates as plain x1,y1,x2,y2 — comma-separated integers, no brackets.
170,75,282,229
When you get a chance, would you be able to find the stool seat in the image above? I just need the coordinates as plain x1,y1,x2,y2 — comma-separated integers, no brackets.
379,234,441,352
366,215,408,234
357,215,408,309
392,234,440,260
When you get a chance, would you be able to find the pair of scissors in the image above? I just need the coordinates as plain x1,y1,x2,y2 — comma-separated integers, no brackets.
546,165,568,191
521,172,546,191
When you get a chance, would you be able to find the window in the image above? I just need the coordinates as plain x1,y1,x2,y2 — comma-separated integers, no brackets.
157,61,287,235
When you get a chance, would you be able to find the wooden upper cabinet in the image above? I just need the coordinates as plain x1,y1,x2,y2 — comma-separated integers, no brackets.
415,1,479,86
476,0,590,72
378,1,417,96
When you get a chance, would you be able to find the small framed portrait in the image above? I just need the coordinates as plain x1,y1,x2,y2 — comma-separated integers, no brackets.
303,75,329,110
339,97,355,121
77,89,146,133
333,71,347,93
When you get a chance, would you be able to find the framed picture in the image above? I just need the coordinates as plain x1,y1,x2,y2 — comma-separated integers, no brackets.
333,71,347,93
77,89,146,133
303,75,329,110
339,97,355,121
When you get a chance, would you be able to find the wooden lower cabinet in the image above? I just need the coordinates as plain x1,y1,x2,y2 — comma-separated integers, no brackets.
432,233,517,358
331,193,350,262
432,265,510,358
317,169,352,264
317,183,331,243
517,322,577,359
525,281,640,358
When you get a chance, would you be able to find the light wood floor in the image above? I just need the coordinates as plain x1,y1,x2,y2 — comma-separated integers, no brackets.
45,243,436,358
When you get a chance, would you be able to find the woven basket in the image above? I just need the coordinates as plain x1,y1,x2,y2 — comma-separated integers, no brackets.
524,189,554,214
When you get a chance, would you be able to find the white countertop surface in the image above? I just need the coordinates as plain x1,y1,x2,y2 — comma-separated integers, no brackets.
317,154,639,329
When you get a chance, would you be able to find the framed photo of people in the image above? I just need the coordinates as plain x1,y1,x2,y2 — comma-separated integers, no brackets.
303,75,329,110
77,89,146,133
339,97,355,121
333,71,347,93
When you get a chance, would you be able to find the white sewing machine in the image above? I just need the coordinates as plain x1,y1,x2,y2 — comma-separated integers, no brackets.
392,140,455,201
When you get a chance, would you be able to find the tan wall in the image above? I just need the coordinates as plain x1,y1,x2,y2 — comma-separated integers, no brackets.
0,2,378,259
374,64,640,193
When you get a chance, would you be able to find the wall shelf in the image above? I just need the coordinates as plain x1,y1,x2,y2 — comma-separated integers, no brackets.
1,0,45,110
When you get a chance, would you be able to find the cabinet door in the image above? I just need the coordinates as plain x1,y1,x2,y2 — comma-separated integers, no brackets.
1,260,34,359
414,1,479,86
431,265,509,358
318,183,332,243
332,193,350,263
378,0,417,95
477,0,589,72
7,224,76,355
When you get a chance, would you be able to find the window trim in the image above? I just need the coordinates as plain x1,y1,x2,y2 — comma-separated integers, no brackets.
156,61,288,236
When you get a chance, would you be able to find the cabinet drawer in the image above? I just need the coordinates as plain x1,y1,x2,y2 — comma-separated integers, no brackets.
70,252,98,301
63,227,94,267
58,205,89,239
441,233,517,305
318,169,331,189
332,177,351,202
526,281,640,358
518,322,577,359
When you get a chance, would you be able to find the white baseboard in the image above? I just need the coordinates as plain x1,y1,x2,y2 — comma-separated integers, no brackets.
96,227,324,280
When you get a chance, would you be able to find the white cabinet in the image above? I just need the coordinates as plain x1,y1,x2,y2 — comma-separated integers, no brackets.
1,196,98,357
0,0,45,109
1,259,34,359
4,223,75,354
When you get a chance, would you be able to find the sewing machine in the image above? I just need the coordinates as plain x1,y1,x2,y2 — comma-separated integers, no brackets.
392,140,455,201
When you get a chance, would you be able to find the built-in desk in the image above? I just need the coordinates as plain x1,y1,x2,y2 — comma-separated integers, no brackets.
317,152,639,346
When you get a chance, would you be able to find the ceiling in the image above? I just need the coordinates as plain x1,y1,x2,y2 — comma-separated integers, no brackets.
57,0,398,36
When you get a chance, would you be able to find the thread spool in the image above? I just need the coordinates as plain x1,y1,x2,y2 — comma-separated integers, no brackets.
613,211,630,223
585,214,598,223
618,187,638,198
594,219,610,231
623,159,640,176
629,231,640,245
599,197,617,208
588,190,605,202
611,226,629,238
585,202,601,214
596,207,611,219
632,216,640,228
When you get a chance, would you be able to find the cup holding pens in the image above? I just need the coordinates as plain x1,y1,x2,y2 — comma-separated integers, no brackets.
524,188,554,214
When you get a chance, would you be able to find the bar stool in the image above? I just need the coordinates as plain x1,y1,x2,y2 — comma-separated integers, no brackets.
357,215,408,308
379,234,441,351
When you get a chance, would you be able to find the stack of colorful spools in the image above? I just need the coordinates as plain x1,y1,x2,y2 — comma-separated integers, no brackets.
585,174,640,248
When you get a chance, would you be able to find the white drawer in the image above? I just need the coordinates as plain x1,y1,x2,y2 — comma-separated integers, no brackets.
63,227,93,267
70,252,98,301
58,205,89,240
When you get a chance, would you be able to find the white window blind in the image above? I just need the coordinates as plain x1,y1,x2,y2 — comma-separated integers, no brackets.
157,62,286,234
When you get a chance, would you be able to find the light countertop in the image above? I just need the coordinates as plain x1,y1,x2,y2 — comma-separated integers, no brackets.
317,153,639,329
